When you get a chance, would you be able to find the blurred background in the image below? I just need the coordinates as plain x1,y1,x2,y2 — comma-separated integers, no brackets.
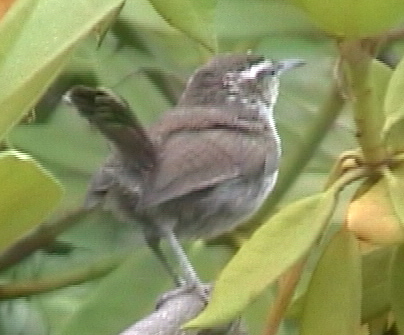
2,0,403,334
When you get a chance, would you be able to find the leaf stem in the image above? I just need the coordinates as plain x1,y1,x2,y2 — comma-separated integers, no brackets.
262,257,307,335
339,40,386,165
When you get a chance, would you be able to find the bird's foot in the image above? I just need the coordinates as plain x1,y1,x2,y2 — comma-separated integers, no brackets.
157,283,211,309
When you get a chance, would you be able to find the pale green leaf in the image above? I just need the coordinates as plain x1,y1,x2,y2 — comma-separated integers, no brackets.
290,0,404,37
370,59,392,124
383,103,404,152
300,230,361,335
361,247,392,321
148,0,218,53
382,165,404,228
383,55,404,150
362,59,392,147
0,150,62,251
384,55,404,115
389,244,404,334
187,189,337,328
286,246,392,322
0,0,125,140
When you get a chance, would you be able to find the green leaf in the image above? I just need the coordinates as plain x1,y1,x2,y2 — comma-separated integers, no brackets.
299,230,361,335
0,150,62,251
290,0,404,37
361,247,392,321
383,55,404,150
0,0,40,59
385,55,404,116
286,246,392,323
382,165,404,229
356,59,391,149
56,252,165,335
0,0,125,140
370,59,392,123
390,244,404,334
148,0,218,53
187,189,337,328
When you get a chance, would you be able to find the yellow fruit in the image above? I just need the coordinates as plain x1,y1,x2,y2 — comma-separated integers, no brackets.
346,177,404,244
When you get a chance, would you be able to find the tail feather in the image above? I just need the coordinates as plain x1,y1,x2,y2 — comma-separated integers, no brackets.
65,85,157,171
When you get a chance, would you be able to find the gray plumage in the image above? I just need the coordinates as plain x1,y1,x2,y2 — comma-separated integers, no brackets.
65,54,302,285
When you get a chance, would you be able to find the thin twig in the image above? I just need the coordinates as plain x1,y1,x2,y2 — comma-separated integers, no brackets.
0,206,92,272
262,258,307,335
0,254,124,299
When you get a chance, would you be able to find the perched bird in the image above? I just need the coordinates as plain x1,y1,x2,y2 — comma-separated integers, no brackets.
65,54,303,289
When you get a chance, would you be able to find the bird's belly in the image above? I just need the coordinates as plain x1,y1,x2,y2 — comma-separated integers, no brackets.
108,157,280,240
161,170,279,239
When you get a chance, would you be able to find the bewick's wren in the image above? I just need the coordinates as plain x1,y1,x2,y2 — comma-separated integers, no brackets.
65,54,303,288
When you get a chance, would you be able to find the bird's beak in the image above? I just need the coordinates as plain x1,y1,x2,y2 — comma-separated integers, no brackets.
276,59,305,73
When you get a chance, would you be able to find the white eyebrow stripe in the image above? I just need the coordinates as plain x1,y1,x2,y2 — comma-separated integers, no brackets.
239,60,273,79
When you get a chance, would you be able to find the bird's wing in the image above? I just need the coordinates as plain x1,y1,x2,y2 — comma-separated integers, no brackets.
141,128,277,207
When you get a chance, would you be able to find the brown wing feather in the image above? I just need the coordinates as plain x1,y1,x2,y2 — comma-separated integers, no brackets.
142,129,275,207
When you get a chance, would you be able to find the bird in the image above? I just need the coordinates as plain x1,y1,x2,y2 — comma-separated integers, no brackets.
65,54,303,290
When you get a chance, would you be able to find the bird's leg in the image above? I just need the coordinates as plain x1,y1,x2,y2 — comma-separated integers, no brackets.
144,235,185,287
159,225,208,300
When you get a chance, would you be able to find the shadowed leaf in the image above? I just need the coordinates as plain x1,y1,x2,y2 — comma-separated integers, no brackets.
57,253,156,335
300,230,361,335
389,244,404,334
149,0,218,53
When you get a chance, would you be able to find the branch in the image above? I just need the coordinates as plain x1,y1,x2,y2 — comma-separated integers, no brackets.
120,285,248,335
0,206,92,272
0,255,123,299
